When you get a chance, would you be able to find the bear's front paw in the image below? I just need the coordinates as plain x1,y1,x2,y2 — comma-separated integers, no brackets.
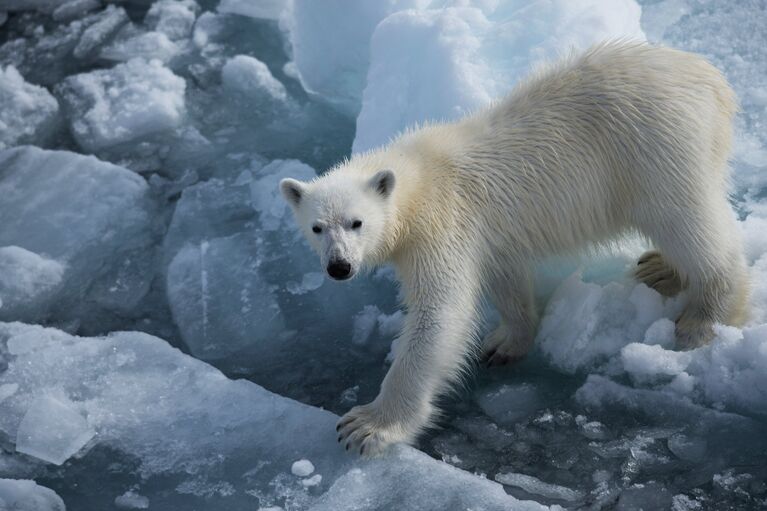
482,324,533,367
336,403,412,457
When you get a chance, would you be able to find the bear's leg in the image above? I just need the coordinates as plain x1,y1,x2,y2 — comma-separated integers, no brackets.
634,250,684,297
337,253,482,456
641,195,749,349
482,267,537,367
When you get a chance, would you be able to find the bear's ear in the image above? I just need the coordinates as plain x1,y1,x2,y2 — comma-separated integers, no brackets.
280,178,306,206
369,169,395,198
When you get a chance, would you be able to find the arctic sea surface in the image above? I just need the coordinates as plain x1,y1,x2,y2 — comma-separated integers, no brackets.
0,1,765,510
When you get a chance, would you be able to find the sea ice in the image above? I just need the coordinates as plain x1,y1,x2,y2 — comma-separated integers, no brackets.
217,0,287,21
115,490,150,509
286,0,424,117
0,146,155,328
0,65,60,150
0,246,65,322
100,30,182,64
290,459,314,477
58,58,186,152
15,394,96,465
495,471,584,502
166,234,285,360
353,0,645,152
146,0,198,41
0,321,547,510
0,479,65,511
222,55,287,102
72,4,128,59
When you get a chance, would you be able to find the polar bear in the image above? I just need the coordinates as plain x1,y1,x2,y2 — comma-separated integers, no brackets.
279,42,749,456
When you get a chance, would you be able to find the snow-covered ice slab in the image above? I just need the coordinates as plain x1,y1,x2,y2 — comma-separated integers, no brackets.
0,322,548,510
0,146,155,325
0,66,59,150
0,479,65,511
353,0,645,152
286,0,423,117
58,58,185,152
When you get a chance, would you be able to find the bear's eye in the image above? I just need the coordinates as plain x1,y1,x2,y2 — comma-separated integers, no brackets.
312,225,322,234
352,220,363,230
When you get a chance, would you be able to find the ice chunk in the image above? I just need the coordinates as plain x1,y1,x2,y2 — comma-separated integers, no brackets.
621,343,692,383
249,159,317,231
285,272,324,295
0,322,546,510
146,0,198,41
0,247,65,320
667,432,707,463
291,459,314,477
353,0,645,152
475,383,543,425
0,147,154,326
52,0,101,22
287,0,425,116
616,482,672,510
222,55,287,102
0,0,68,13
217,0,286,20
166,235,285,360
16,394,96,465
100,31,181,64
312,447,548,511
0,479,65,511
73,5,129,60
58,58,186,152
495,471,584,502
0,65,60,150
114,490,149,509
537,274,679,373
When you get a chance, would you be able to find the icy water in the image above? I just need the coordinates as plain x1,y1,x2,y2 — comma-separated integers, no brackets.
0,1,766,510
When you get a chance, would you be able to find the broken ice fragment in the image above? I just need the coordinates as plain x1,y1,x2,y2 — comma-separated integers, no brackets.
291,459,314,477
15,395,95,465
495,471,584,502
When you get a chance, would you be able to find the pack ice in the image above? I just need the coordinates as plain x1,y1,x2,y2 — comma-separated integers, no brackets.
0,0,764,510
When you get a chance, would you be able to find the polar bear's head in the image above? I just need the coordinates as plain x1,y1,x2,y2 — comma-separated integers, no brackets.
279,169,396,280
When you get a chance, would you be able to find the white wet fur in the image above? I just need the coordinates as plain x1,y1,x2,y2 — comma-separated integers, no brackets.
280,42,749,456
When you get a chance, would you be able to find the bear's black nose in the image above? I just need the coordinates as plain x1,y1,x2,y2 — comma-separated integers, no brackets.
327,260,352,280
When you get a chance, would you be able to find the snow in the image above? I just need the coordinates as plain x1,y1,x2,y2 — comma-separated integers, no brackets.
0,66,59,150
0,479,65,511
222,55,287,102
58,58,186,152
